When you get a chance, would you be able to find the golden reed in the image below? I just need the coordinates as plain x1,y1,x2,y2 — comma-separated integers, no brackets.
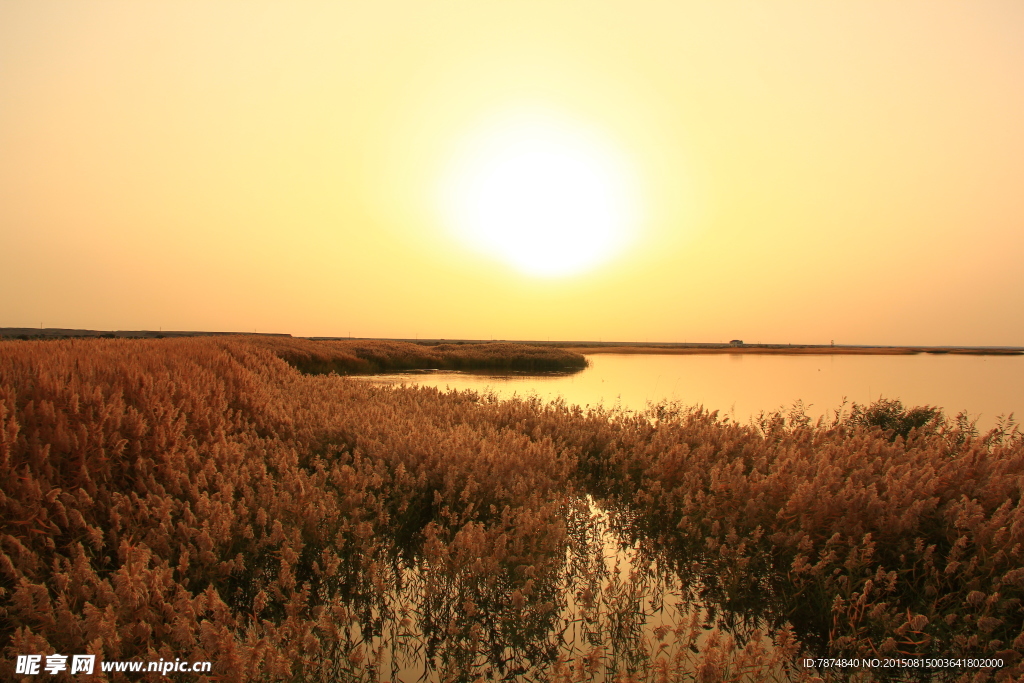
1,337,1020,681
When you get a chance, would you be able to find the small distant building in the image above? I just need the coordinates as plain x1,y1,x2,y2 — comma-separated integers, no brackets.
729,339,744,346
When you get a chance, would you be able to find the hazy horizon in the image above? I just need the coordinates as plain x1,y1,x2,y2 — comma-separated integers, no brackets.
6,327,1024,351
3,2,1023,346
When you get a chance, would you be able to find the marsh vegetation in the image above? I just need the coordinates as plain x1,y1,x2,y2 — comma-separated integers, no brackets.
1,337,1022,681
254,337,589,375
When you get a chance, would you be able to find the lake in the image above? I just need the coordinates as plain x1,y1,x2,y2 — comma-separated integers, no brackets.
358,352,1024,429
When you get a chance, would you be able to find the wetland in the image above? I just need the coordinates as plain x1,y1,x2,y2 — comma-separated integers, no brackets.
2,336,1022,681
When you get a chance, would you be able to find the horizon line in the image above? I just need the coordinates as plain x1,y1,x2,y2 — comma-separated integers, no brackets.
1,327,1021,353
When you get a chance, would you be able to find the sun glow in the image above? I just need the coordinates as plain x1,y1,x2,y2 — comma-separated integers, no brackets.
440,110,641,277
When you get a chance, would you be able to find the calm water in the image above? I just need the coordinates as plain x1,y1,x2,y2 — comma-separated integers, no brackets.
360,352,1024,429
317,495,782,681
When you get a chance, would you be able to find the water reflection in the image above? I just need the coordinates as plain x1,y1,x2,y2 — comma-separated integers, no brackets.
313,496,796,682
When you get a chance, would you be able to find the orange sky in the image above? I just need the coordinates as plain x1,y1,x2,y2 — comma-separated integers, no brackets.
2,2,1022,345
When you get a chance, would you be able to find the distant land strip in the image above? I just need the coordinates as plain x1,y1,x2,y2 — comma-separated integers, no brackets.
307,338,1024,356
2,329,1021,355
559,344,1024,356
0,328,292,339
310,337,1024,356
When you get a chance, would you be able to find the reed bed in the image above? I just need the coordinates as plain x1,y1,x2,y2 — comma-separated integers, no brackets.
1,337,1021,682
249,337,589,375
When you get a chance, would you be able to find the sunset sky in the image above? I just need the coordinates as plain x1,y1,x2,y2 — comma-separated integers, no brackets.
2,1,1022,345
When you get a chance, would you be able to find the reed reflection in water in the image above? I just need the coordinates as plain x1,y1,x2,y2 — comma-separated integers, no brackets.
318,496,795,682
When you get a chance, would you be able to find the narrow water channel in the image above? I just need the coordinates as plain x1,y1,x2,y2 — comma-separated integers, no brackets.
320,496,792,682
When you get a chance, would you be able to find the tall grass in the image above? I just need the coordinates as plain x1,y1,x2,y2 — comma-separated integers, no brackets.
566,401,1023,674
248,336,589,374
1,337,1021,681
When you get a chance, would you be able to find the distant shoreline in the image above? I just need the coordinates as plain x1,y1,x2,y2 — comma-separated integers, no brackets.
0,327,291,339
2,329,1021,356
562,344,1024,356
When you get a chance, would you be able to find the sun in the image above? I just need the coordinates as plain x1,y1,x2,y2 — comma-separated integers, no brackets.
439,109,641,277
